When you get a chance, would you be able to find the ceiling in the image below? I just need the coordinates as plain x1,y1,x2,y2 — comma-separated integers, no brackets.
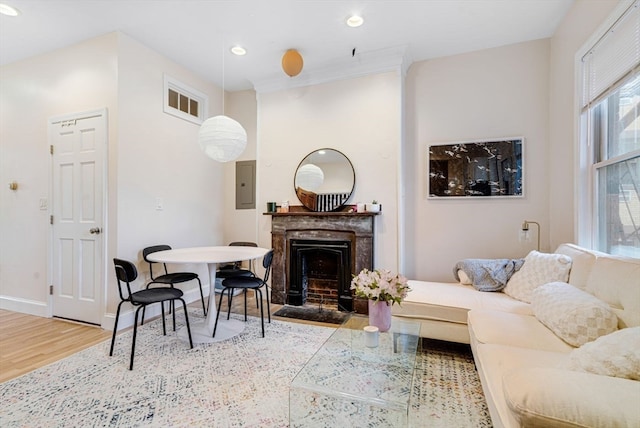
0,0,575,92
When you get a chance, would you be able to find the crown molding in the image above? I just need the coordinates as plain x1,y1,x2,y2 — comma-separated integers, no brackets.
253,45,412,94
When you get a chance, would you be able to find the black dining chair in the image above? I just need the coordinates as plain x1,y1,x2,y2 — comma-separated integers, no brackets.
216,241,258,280
143,245,207,319
215,241,258,302
110,258,193,370
213,249,274,338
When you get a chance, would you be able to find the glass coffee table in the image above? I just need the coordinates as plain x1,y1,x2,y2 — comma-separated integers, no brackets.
290,315,421,427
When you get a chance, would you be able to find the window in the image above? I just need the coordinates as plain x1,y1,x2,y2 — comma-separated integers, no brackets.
163,75,208,125
579,0,640,257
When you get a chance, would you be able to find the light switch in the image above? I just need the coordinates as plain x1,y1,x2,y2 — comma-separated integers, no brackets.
39,198,48,210
155,197,163,211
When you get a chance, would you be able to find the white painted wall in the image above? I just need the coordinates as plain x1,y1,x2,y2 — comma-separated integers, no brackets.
0,32,226,322
404,40,550,281
256,72,402,271
113,34,225,314
223,89,259,245
548,0,619,250
0,33,119,315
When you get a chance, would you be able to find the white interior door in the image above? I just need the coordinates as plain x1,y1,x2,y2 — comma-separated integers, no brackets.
50,109,106,325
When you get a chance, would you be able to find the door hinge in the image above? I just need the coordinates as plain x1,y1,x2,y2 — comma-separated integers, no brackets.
50,145,54,155
49,285,54,295
50,215,53,225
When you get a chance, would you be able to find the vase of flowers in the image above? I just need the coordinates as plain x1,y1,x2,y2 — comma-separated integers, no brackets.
350,268,410,332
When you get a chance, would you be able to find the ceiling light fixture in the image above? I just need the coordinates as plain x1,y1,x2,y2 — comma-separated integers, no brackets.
0,3,20,16
198,42,248,163
281,49,303,77
230,46,246,56
346,15,363,28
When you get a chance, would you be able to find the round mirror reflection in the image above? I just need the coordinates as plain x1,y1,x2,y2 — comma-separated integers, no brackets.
294,148,355,211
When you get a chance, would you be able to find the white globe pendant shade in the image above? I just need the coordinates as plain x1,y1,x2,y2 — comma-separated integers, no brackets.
198,115,247,162
295,163,324,190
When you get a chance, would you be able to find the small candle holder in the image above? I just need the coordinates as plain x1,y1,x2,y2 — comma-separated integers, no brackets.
363,325,379,348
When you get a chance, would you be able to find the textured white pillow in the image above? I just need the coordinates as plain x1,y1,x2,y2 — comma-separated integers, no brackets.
504,251,572,303
563,327,640,380
532,282,618,347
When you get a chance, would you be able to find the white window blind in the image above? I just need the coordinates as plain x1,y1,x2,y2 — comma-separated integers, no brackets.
581,1,640,109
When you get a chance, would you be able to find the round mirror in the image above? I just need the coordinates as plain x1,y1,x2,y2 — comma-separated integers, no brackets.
294,148,355,211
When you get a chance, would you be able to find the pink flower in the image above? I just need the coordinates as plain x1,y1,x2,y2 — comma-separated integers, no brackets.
349,268,411,306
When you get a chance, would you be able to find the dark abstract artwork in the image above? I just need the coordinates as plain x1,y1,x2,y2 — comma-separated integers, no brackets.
429,137,523,197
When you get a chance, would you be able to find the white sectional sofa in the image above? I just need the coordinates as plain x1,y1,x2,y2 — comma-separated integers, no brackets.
392,244,640,428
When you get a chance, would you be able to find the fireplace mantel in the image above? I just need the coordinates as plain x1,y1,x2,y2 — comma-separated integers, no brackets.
267,207,377,314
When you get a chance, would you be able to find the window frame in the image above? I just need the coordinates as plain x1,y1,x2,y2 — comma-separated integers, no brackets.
163,74,208,125
576,0,640,254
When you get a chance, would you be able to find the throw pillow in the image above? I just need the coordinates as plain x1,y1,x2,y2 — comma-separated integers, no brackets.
504,250,572,303
562,327,640,380
532,282,618,347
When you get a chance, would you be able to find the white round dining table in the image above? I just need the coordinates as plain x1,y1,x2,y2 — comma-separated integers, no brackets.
146,245,270,344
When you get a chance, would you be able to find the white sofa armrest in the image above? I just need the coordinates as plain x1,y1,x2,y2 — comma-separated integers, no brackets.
503,367,640,428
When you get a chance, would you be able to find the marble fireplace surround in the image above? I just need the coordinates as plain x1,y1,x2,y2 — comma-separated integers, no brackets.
267,208,377,314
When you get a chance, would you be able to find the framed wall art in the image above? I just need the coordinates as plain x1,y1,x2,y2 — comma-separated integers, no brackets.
428,137,523,198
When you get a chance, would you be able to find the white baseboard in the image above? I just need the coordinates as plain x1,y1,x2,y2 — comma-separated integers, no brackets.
0,295,49,317
1,284,210,332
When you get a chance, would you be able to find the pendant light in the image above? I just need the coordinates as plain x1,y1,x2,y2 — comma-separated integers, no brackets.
282,49,303,77
198,42,247,163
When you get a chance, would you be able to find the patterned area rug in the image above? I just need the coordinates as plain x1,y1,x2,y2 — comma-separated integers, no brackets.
0,311,491,427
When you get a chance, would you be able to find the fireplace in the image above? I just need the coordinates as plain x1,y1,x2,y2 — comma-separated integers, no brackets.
268,209,377,314
289,239,352,311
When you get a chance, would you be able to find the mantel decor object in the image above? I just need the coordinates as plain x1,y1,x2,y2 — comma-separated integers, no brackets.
365,201,381,212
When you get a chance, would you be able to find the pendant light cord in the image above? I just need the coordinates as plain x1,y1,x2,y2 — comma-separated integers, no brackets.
221,39,225,114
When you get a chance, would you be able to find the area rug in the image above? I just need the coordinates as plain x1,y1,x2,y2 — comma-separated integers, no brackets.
0,311,491,427
273,305,349,325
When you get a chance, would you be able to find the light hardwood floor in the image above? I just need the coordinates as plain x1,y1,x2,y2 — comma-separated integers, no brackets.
0,292,328,383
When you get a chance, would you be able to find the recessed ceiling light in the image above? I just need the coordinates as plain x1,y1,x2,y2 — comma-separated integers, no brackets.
0,3,20,16
230,46,247,56
346,15,363,28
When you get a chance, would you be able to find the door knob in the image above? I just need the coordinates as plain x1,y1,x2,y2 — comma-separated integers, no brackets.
89,227,101,235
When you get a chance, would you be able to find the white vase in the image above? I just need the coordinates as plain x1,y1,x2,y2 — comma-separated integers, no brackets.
365,203,381,213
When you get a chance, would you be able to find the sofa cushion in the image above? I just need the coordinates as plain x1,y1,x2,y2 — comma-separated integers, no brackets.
554,243,598,290
585,254,640,329
504,251,572,303
468,310,573,352
563,327,640,380
503,367,640,428
532,282,618,347
394,280,532,325
471,343,568,428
